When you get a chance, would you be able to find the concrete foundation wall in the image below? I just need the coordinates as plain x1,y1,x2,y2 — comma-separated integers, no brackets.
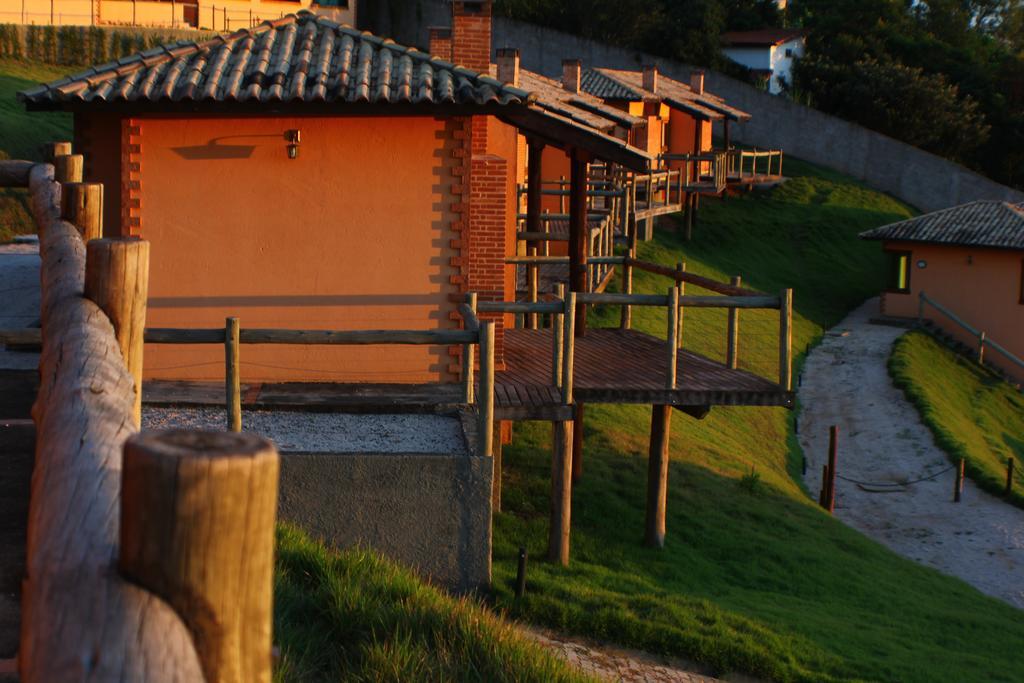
381,0,1024,214
277,448,493,593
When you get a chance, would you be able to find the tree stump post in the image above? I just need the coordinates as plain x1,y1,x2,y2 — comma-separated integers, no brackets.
226,317,241,432
54,153,84,184
60,182,104,242
549,419,573,565
120,430,279,683
84,237,150,426
645,404,672,548
41,141,72,163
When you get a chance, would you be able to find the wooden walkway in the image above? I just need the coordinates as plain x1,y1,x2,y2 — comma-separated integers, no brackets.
497,328,792,420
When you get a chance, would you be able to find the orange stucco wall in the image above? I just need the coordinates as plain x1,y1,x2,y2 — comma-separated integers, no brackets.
135,114,459,383
666,109,711,174
76,111,124,237
881,242,1024,377
484,115,520,328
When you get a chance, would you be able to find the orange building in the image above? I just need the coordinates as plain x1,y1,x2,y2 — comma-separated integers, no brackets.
20,2,650,383
861,201,1024,379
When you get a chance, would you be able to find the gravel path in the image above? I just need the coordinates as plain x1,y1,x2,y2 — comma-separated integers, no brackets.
798,298,1024,609
0,239,40,371
144,407,468,454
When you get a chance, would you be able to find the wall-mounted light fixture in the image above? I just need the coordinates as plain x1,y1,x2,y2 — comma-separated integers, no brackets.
284,129,301,159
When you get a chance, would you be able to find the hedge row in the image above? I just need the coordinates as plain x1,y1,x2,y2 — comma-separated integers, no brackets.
0,24,212,66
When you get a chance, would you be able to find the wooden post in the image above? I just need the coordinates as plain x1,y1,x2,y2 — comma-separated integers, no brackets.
54,153,84,184
41,141,72,163
479,320,495,458
954,457,965,503
819,464,829,507
569,152,589,334
676,262,686,349
1006,457,1015,496
463,292,477,404
779,288,793,390
562,291,576,404
549,419,573,565
826,425,838,513
553,283,564,387
492,422,503,512
684,192,693,241
527,263,539,329
226,317,241,432
666,286,679,389
645,404,671,548
120,430,279,683
60,182,104,242
727,275,742,369
572,403,584,482
527,139,544,330
619,257,633,329
84,238,149,427
977,331,986,365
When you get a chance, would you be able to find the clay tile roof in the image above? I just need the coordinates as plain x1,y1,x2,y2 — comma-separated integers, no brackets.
580,68,644,101
584,67,751,122
516,68,644,132
18,11,532,108
860,201,1024,251
721,28,806,47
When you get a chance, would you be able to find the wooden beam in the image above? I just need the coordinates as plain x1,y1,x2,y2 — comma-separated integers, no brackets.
569,151,589,335
645,404,672,548
548,419,573,566
479,321,496,458
120,430,279,683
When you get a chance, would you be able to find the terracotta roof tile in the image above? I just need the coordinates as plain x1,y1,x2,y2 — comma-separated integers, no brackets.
860,201,1024,250
586,67,751,122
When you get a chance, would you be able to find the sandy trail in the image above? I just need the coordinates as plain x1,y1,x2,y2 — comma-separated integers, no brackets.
798,298,1024,609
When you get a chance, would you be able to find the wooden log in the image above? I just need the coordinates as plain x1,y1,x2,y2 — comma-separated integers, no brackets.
41,141,72,163
226,317,241,432
463,293,477,404
1007,457,1015,496
478,321,495,458
120,430,279,683
548,419,573,566
553,283,564,387
572,403,584,481
569,152,588,333
54,153,84,184
240,328,478,345
60,182,104,242
666,286,679,389
0,160,35,187
492,422,503,512
826,425,838,513
624,257,766,297
779,288,793,391
954,457,965,503
84,237,150,427
22,161,204,682
645,404,672,548
727,275,742,369
0,328,42,345
458,300,480,332
562,291,576,404
527,139,544,330
677,262,686,349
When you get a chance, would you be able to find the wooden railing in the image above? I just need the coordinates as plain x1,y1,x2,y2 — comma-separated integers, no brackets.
727,148,784,181
918,292,1024,376
661,151,729,194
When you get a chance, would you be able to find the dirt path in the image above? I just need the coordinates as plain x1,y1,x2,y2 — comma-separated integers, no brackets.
524,627,730,683
798,298,1024,609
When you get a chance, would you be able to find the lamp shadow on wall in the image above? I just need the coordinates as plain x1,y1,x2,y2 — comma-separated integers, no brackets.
171,135,281,160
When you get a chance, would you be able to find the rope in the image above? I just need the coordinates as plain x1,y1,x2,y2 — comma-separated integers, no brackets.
834,463,957,489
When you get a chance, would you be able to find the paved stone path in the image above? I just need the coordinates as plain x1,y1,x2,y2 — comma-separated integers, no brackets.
798,298,1024,609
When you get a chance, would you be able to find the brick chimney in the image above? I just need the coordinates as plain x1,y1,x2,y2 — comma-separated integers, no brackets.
495,48,520,87
428,26,452,60
561,59,581,93
642,64,659,93
451,0,492,72
690,70,705,95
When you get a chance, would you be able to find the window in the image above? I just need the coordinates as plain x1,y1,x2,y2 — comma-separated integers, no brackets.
785,48,793,58
887,250,911,293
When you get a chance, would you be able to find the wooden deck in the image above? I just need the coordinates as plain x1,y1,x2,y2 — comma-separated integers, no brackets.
497,328,793,420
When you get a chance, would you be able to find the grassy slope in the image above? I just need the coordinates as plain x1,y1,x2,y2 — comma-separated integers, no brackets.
0,58,73,242
491,164,1024,682
890,330,1024,508
274,524,594,682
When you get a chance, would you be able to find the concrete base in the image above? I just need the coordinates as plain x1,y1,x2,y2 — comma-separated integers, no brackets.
277,411,493,594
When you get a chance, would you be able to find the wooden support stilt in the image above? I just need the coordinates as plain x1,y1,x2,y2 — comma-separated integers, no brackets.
549,420,573,565
60,182,104,242
569,152,589,334
572,403,584,481
492,422,503,512
954,458,965,503
727,275,742,368
645,404,672,548
526,139,544,331
83,237,149,427
120,430,279,683
226,317,241,432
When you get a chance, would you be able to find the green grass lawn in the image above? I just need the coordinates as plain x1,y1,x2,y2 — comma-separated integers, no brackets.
274,524,593,682
0,58,74,242
490,168,1024,682
890,330,1024,509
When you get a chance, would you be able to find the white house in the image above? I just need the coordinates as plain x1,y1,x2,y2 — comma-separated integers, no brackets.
721,28,806,95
